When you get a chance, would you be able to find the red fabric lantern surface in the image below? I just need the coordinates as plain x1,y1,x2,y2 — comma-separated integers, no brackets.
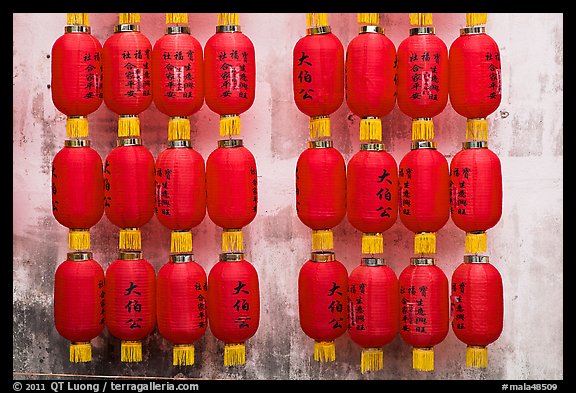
348,257,399,373
398,142,450,254
207,253,260,366
156,254,208,366
399,257,449,371
451,255,503,368
298,252,348,362
450,142,502,253
54,252,105,362
346,144,398,254
105,251,156,362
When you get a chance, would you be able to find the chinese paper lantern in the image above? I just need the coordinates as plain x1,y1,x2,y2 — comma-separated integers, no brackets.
293,13,344,139
398,141,449,254
105,251,156,362
345,13,396,142
206,139,257,252
396,13,449,141
348,257,398,373
451,255,503,368
204,13,255,137
399,257,449,371
54,252,105,362
450,141,502,253
156,254,208,366
298,251,348,362
207,253,260,366
449,14,502,141
346,143,398,254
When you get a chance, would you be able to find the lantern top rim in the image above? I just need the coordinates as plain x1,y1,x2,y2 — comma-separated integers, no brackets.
409,26,435,36
460,26,486,36
216,25,241,33
306,26,331,36
464,255,490,264
360,143,385,152
169,139,191,148
308,140,333,149
361,257,385,266
220,252,244,262
64,139,91,148
170,254,195,263
410,256,435,266
463,140,488,149
166,26,190,35
119,251,143,260
217,138,243,148
359,25,384,35
117,137,142,147
67,251,93,261
114,24,140,33
411,140,437,150
311,251,335,263
64,25,90,34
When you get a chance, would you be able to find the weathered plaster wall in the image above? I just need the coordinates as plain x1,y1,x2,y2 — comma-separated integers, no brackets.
13,13,563,380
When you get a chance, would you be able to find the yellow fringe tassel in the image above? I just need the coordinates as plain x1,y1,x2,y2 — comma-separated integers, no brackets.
362,233,384,254
67,13,89,26
466,13,487,27
171,231,193,253
466,345,488,368
220,115,241,137
360,118,382,142
310,116,331,139
168,117,191,141
119,228,141,251
68,229,90,251
412,118,434,141
118,116,140,137
312,229,334,251
361,348,383,374
357,13,379,25
222,229,243,252
173,344,195,366
70,342,92,363
224,343,246,366
466,118,489,141
413,347,434,371
465,231,487,254
65,117,89,139
306,13,329,28
414,232,436,254
314,341,336,362
166,13,188,25
119,13,140,25
218,13,239,26
121,340,142,362
409,13,433,27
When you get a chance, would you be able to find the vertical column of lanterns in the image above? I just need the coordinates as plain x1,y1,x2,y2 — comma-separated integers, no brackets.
344,13,399,373
102,13,157,363
396,13,450,372
448,13,504,368
203,13,260,366
51,13,106,363
293,13,348,362
151,13,208,367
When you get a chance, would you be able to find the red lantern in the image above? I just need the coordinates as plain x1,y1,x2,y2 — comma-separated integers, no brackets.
293,13,344,139
348,257,399,373
399,257,449,371
52,140,104,250
207,253,260,366
105,251,156,362
298,251,348,362
156,254,208,366
451,255,503,368
398,141,450,254
54,251,105,362
206,139,257,252
346,143,398,254
450,141,502,253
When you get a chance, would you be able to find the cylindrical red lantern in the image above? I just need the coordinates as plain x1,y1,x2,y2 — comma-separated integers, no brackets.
450,141,502,253
451,255,503,368
52,140,104,250
398,141,450,254
207,252,260,366
346,143,398,254
54,251,105,362
104,250,156,362
348,257,398,373
399,257,449,371
298,251,348,362
156,254,208,366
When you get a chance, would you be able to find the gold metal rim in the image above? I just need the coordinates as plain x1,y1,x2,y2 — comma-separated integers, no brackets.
463,140,488,149
306,26,331,35
460,26,486,36
308,140,333,149
166,26,190,35
311,251,335,263
169,139,191,148
360,25,384,34
409,27,435,36
463,255,490,264
114,24,140,33
65,25,90,34
411,140,437,150
217,139,243,148
216,25,241,33
117,137,142,147
360,143,385,151
361,257,385,266
220,253,244,262
119,251,143,261
64,139,90,148
170,254,194,263
67,252,92,261
410,257,435,266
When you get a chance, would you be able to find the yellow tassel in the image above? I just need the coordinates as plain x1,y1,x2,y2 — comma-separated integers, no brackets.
466,13,487,27
168,117,191,141
119,13,140,25
412,347,434,371
409,13,433,27
465,231,487,254
357,13,379,25
68,229,90,251
310,116,331,139
466,345,488,368
119,228,141,251
312,229,333,251
70,342,92,363
121,340,142,362
218,13,239,26
359,118,382,142
306,13,329,28
173,344,195,366
222,229,243,252
314,341,336,362
67,13,89,26
65,117,89,139
361,233,383,254
224,343,246,366
166,13,188,25
466,118,488,141
414,232,436,254
361,348,383,373
220,115,241,137
412,118,434,141
171,231,193,253
118,116,140,137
